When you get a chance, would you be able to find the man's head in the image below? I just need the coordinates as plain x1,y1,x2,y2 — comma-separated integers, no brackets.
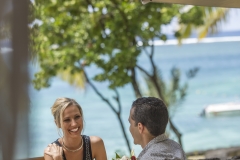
129,97,169,145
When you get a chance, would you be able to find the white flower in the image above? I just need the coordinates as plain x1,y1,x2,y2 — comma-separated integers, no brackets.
120,156,131,160
115,155,131,160
114,149,136,160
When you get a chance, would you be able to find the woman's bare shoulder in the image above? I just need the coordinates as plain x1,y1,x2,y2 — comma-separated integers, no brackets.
89,136,107,160
89,136,105,148
89,136,104,143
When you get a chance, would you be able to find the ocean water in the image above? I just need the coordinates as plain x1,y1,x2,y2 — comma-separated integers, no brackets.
28,38,240,159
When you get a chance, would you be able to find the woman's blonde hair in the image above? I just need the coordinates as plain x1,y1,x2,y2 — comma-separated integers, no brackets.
51,97,84,136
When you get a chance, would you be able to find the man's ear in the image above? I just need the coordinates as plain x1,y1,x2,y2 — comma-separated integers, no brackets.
137,122,144,134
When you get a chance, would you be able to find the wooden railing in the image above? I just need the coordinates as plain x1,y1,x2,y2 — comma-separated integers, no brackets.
20,157,44,160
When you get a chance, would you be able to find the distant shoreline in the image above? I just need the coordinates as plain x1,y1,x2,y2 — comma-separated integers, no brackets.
186,146,240,159
164,30,240,40
152,36,240,46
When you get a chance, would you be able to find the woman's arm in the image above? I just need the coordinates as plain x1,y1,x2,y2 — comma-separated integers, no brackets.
44,143,63,160
90,136,107,160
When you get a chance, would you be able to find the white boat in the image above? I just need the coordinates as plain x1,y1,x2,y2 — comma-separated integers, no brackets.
200,103,240,117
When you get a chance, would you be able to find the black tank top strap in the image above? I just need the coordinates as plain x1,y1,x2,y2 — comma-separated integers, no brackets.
52,139,61,146
82,135,93,160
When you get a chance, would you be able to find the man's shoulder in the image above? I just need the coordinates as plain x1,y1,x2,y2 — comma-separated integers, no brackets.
140,139,186,160
163,138,184,150
151,138,184,152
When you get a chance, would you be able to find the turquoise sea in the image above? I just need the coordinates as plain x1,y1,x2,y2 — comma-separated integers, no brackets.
28,33,240,159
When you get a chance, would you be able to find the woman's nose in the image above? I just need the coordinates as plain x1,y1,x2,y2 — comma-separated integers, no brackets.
71,119,77,126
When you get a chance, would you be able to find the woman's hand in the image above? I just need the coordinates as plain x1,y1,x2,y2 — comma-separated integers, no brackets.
44,143,63,160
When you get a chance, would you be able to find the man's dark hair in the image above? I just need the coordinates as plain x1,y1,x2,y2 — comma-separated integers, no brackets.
131,97,169,136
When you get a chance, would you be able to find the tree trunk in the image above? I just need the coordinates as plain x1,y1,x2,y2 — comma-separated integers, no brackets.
83,70,132,154
130,68,142,98
151,76,166,102
117,114,131,153
169,119,182,146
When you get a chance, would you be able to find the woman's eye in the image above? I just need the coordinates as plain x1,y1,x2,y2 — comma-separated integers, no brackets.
64,119,70,122
75,116,81,119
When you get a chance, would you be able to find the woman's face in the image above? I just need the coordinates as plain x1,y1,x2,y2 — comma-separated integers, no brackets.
61,105,83,138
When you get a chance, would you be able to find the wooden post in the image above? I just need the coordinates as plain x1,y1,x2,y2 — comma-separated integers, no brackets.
0,0,29,159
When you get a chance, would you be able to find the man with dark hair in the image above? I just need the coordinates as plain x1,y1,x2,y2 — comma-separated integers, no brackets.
128,97,186,160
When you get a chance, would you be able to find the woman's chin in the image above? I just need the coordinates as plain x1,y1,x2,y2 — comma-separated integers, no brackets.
68,131,82,137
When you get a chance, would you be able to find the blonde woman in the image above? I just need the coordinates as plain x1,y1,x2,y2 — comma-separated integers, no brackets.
44,97,107,160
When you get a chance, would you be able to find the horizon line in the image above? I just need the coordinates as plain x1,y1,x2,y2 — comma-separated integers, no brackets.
1,36,240,52
152,36,240,46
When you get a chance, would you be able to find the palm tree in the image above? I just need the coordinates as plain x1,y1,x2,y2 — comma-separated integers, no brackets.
177,7,230,41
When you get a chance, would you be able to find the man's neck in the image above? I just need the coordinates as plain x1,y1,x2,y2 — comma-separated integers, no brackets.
141,134,156,149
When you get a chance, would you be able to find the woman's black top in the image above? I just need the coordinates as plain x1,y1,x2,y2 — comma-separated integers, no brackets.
53,135,93,160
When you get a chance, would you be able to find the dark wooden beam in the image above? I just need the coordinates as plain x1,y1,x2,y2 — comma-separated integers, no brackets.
142,0,240,8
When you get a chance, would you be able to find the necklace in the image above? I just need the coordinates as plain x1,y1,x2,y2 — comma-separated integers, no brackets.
62,136,83,152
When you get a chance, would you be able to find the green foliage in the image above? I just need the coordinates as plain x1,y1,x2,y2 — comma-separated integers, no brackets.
30,0,225,149
177,7,229,40
180,7,204,26
116,153,121,158
31,1,204,90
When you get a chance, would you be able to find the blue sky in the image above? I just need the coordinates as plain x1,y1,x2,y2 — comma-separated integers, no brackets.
221,9,240,31
162,8,240,35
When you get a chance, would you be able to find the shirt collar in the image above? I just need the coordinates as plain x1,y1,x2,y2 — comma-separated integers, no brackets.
138,133,168,158
146,133,168,147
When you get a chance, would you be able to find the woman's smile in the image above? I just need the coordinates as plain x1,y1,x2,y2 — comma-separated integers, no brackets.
69,127,80,133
